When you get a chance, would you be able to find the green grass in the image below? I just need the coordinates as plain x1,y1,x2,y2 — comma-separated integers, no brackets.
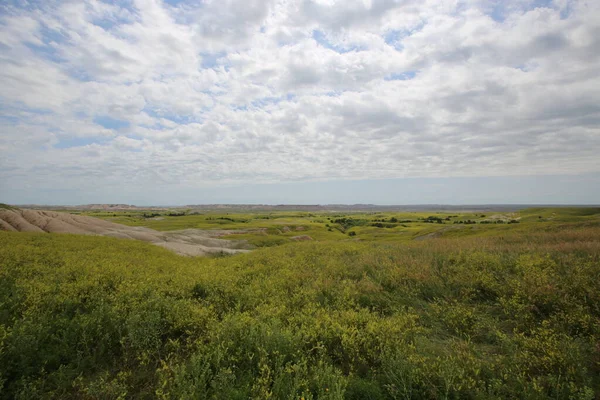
1,208,599,399
83,207,600,248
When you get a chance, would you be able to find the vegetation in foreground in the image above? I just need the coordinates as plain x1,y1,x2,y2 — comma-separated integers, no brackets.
0,208,599,399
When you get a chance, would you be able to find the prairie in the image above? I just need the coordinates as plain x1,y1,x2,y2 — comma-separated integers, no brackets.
0,207,599,399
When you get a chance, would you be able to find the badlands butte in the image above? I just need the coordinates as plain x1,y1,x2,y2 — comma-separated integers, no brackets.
0,206,252,256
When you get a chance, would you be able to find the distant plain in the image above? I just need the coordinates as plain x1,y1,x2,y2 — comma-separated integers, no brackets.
1,205,599,399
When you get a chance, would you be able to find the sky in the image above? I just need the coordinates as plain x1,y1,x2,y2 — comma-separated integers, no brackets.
0,0,599,205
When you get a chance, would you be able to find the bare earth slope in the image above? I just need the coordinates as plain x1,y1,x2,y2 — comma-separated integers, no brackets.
0,209,251,256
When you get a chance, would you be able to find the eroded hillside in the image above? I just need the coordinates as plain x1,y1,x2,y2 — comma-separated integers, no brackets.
0,208,252,256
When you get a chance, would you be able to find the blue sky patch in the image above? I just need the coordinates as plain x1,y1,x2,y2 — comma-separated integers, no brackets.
94,116,130,130
489,0,555,22
200,52,227,69
324,90,345,97
251,96,285,108
384,24,424,50
163,0,188,6
0,105,53,123
384,30,404,50
142,108,198,125
0,114,20,124
312,30,364,53
514,64,529,72
23,25,67,64
385,71,417,81
2,0,45,11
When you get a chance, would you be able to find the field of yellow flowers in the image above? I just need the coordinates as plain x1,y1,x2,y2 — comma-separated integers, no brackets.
1,208,599,399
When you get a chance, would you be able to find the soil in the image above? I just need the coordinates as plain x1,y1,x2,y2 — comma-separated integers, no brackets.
0,209,252,257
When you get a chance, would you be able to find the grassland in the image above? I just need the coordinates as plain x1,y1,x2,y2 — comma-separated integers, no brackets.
80,207,600,247
1,207,599,399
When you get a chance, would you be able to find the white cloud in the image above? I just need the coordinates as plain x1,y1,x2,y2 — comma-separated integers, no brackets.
0,0,599,202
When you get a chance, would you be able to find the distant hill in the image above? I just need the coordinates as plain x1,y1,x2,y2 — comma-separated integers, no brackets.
0,208,251,256
13,203,600,213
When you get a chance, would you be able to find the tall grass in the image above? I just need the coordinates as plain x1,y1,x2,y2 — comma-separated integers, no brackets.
0,221,599,399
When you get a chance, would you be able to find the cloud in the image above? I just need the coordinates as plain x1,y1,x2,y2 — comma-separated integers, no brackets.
0,0,599,203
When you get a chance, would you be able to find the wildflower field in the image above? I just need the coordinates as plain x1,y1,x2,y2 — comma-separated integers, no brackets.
1,207,599,399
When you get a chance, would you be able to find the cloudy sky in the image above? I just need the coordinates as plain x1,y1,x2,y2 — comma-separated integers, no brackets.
1,0,599,205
